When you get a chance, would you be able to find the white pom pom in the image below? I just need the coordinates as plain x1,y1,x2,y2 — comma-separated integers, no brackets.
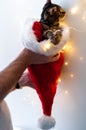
38,115,56,130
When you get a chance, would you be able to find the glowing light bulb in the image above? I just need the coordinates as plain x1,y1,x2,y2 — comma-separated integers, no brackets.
58,78,61,83
70,6,79,15
63,42,74,54
70,74,74,78
64,43,72,50
80,56,84,61
62,45,66,50
82,11,86,22
65,90,68,94
82,16,86,20
42,42,52,51
65,62,68,66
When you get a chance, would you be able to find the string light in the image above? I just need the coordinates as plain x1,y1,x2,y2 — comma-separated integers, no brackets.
58,78,62,83
82,11,86,22
64,62,68,66
82,16,86,20
63,42,74,55
64,90,68,94
70,6,79,15
80,56,84,61
70,74,74,78
42,42,52,51
68,2,86,32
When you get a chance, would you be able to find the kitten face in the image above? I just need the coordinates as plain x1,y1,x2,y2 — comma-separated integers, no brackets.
40,2,66,26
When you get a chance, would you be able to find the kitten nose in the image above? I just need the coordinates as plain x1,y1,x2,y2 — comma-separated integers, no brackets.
60,11,66,17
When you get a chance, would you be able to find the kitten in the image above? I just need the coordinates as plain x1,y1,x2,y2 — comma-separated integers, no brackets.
40,0,66,45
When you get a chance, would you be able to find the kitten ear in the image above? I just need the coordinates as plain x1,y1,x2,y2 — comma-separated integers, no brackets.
46,0,51,4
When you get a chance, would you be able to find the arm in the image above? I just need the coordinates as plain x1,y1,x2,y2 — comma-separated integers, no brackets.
0,48,29,101
0,48,59,101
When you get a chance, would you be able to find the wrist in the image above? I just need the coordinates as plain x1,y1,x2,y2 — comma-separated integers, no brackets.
18,48,31,67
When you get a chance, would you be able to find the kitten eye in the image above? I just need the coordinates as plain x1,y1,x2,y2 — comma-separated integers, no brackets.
60,8,63,13
48,8,53,15
48,7,57,15
45,10,50,15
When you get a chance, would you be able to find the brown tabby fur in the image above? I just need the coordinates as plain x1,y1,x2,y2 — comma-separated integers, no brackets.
40,0,66,45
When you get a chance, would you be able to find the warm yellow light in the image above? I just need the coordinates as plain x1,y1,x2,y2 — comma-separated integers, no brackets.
64,62,68,66
56,78,61,84
42,42,52,51
82,16,86,20
63,42,73,53
65,90,68,94
58,78,61,83
80,56,84,61
82,11,86,21
70,6,79,15
62,45,66,50
70,74,74,78
60,22,67,27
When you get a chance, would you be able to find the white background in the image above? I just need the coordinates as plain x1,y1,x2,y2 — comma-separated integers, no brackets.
0,0,86,130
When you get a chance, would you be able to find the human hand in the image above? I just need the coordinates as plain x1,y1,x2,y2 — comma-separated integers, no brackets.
18,72,34,89
18,49,60,89
25,48,60,65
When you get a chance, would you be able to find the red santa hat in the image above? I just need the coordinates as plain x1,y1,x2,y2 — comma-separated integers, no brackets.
22,19,69,129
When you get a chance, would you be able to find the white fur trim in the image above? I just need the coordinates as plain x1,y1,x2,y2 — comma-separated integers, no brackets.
22,19,70,56
38,115,56,130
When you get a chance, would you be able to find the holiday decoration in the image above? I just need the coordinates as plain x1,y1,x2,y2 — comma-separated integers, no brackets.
22,0,69,129
1,0,86,130
67,0,86,32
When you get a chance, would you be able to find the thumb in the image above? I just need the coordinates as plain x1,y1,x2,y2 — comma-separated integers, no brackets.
49,53,60,62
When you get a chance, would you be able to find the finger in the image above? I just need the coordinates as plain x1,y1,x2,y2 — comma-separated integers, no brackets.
53,53,60,58
49,53,60,62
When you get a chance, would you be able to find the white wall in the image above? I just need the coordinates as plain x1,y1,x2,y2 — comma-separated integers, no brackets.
0,0,86,130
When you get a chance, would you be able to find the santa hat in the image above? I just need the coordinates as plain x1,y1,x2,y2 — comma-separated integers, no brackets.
22,20,69,129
